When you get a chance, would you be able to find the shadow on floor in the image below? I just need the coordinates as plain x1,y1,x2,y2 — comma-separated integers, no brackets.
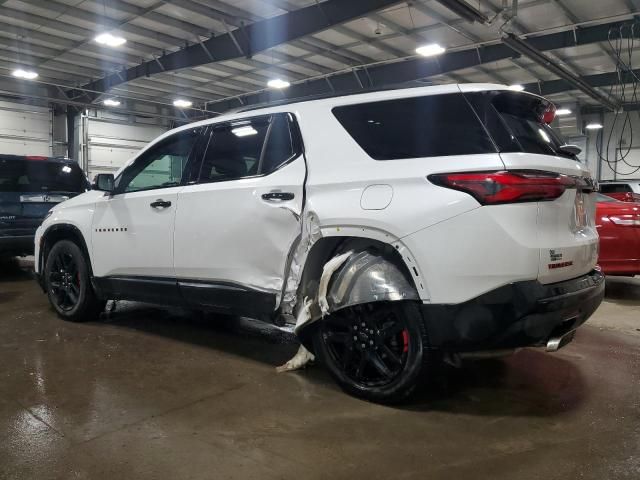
101,301,586,417
605,276,640,306
101,301,300,368
0,257,34,283
7,254,586,416
406,348,586,417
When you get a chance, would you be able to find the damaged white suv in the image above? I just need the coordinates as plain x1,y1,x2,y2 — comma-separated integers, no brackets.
35,84,604,402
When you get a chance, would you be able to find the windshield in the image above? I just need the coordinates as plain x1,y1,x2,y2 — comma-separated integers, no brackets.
0,159,88,193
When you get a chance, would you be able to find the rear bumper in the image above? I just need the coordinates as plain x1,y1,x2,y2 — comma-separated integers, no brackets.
421,269,605,351
0,235,34,256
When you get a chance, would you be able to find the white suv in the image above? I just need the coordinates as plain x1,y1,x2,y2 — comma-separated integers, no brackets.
35,84,604,402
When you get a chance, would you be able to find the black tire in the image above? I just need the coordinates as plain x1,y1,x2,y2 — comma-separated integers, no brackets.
44,240,105,322
313,302,428,404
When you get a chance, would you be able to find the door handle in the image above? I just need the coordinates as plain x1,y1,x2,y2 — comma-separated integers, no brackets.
262,192,294,202
150,199,172,209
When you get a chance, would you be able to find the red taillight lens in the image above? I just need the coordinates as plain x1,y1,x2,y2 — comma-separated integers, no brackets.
26,155,48,161
608,214,640,227
429,171,576,205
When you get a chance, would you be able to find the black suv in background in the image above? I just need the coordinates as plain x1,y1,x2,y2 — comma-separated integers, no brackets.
0,155,89,258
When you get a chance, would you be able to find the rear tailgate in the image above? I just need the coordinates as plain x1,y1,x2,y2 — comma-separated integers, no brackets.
0,191,66,237
499,153,599,284
462,87,599,284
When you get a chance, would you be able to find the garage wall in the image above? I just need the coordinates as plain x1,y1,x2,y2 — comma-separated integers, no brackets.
0,101,52,156
76,110,169,180
583,111,640,181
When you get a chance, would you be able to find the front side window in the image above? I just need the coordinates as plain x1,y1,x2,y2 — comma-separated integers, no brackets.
332,93,495,160
115,128,199,193
197,113,301,183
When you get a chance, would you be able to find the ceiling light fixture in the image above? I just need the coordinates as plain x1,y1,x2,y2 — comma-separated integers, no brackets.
173,99,192,108
103,99,121,107
556,108,572,115
95,33,127,47
267,79,290,89
415,43,446,57
232,126,258,137
12,68,38,80
508,84,525,92
585,122,603,130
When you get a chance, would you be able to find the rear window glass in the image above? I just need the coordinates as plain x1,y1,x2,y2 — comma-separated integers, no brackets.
0,159,87,193
599,184,632,193
332,93,495,160
465,91,573,158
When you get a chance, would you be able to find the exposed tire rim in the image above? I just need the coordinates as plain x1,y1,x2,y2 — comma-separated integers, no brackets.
315,302,426,403
47,249,81,312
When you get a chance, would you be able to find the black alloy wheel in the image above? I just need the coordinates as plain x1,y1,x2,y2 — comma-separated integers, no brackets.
48,249,81,312
314,302,428,403
44,240,104,322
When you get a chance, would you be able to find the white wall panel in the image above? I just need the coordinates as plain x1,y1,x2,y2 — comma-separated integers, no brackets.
0,101,51,156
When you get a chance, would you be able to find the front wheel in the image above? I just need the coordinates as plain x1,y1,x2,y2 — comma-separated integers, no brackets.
313,302,428,404
44,240,104,322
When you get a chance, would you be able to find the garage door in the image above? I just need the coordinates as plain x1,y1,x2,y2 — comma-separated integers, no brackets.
0,101,51,156
86,116,167,178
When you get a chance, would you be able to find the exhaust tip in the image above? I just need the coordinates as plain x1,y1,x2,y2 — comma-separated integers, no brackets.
546,330,576,352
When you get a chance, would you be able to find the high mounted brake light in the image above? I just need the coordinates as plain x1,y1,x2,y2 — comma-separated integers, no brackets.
26,155,48,161
428,171,578,205
541,103,556,124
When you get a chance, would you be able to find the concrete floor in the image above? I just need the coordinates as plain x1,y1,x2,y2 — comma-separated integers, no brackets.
1,258,639,480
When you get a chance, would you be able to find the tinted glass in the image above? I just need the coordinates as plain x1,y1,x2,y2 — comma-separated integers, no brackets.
0,159,87,193
600,183,632,193
199,119,270,183
466,91,573,158
332,93,495,160
596,193,617,202
116,129,198,193
261,114,296,174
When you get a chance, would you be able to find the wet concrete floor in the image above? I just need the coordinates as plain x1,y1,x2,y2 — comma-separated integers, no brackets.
1,257,639,479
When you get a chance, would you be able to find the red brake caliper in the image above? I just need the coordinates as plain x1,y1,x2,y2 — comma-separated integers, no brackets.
402,329,409,353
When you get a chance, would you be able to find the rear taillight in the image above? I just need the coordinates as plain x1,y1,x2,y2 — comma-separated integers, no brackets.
608,214,640,227
428,170,576,205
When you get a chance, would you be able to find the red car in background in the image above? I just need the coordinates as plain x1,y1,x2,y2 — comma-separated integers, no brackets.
595,194,640,276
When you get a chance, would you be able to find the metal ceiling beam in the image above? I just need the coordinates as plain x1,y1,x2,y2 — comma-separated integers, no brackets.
77,0,404,98
204,18,636,112
501,32,619,110
433,0,490,23
524,68,640,97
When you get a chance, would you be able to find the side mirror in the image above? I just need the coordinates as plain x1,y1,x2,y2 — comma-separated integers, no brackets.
94,173,115,193
558,144,582,156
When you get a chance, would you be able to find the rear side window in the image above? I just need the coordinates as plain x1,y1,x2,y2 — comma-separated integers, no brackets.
466,91,573,158
0,159,87,193
198,113,301,183
332,93,495,160
600,183,632,193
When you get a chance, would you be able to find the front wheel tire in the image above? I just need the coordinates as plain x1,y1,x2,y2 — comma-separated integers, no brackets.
313,302,428,404
44,240,104,322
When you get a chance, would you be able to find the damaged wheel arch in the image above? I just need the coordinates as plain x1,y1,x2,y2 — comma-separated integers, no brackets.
292,237,422,344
